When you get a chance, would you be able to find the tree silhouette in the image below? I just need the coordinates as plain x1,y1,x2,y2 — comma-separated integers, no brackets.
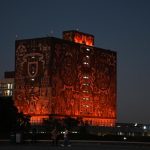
63,117,80,130
0,96,30,137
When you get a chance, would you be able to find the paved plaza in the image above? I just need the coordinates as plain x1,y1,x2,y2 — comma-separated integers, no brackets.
0,141,150,150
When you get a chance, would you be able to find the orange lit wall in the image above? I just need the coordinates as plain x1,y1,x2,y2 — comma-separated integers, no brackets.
14,38,52,123
14,32,117,126
51,43,117,126
63,30,94,46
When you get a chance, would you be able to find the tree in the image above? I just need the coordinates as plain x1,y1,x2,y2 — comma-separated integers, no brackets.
44,116,63,131
0,97,17,133
15,111,31,132
63,117,80,130
0,97,30,137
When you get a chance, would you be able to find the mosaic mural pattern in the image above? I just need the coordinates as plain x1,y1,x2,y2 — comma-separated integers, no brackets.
14,33,116,126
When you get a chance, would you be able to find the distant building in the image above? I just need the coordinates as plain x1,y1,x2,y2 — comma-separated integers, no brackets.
86,122,150,137
14,30,117,126
0,71,14,96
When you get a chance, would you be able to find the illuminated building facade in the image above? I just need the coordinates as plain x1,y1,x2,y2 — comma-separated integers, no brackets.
14,30,117,126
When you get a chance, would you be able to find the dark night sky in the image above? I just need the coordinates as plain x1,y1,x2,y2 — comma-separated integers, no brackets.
0,0,150,124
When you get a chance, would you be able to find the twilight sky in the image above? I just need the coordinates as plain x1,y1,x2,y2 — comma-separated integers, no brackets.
0,0,150,124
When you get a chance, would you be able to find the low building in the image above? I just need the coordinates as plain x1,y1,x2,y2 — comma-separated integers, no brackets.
0,71,14,96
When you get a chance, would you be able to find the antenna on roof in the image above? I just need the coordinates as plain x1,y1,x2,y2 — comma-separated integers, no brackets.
50,30,54,36
15,34,18,39
76,28,79,31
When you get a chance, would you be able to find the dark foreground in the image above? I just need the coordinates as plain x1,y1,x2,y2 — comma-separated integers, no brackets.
0,141,150,150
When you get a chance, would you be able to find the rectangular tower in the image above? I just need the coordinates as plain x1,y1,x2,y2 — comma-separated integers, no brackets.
14,31,117,126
